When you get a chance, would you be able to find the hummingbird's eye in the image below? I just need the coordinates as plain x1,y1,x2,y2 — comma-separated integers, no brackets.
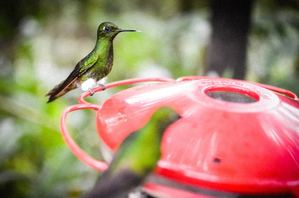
103,26,111,33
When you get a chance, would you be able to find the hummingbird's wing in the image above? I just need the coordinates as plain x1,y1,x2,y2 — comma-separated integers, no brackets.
46,59,96,103
85,168,142,198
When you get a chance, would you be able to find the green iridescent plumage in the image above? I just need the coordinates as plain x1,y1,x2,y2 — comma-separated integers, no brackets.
85,107,180,198
46,22,136,102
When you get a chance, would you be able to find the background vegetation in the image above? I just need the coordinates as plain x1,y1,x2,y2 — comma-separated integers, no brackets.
0,0,298,197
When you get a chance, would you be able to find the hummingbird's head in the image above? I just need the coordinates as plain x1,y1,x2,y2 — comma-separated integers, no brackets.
149,107,181,135
97,22,136,39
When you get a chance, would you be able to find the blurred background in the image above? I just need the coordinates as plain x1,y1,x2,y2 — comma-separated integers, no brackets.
0,0,298,197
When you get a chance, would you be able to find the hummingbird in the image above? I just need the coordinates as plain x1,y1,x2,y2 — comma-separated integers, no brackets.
46,22,136,102
84,107,180,198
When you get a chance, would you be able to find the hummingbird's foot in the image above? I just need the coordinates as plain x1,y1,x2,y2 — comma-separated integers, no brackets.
88,89,95,96
97,83,106,91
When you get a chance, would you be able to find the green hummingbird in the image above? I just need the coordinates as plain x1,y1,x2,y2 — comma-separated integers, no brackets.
84,107,180,198
46,22,136,103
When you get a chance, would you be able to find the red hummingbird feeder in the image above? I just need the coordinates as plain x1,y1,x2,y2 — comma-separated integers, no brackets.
61,76,299,197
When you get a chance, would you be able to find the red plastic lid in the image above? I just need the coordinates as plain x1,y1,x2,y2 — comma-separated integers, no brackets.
95,77,299,194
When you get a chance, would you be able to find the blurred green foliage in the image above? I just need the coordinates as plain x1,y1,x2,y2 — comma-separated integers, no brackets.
0,0,298,197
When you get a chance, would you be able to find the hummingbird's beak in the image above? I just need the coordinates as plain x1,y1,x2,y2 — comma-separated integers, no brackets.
118,29,138,33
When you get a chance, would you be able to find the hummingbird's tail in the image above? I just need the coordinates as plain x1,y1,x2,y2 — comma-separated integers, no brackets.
46,80,77,103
